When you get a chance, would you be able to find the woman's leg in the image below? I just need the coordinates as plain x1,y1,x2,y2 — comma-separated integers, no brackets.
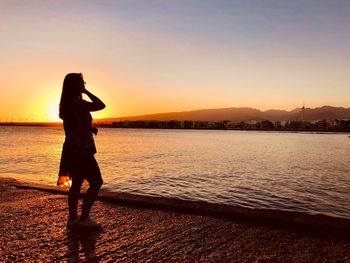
80,155,103,221
68,175,84,220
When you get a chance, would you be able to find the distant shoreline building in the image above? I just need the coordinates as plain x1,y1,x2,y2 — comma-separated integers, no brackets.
111,119,350,132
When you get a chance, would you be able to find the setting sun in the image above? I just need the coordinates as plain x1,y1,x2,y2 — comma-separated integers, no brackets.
47,100,61,123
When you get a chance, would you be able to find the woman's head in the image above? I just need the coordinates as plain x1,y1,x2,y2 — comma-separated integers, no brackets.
59,73,85,119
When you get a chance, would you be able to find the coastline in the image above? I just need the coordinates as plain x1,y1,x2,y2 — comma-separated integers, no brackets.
1,122,350,134
9,177,350,236
1,177,350,262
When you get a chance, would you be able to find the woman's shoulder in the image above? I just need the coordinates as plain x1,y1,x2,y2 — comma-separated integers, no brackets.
73,100,90,111
78,100,95,113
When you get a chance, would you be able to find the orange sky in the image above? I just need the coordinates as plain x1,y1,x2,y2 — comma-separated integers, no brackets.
0,1,349,122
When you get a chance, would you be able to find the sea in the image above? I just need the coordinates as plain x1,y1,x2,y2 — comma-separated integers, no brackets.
0,125,349,219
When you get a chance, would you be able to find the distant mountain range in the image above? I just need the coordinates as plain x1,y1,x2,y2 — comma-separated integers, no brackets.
100,106,350,123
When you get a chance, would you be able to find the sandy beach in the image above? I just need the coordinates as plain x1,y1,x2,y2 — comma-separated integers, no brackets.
1,177,350,262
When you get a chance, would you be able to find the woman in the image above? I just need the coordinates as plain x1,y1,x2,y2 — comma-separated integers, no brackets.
57,73,105,228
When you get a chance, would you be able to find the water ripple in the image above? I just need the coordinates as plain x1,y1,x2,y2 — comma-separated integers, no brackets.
0,126,350,219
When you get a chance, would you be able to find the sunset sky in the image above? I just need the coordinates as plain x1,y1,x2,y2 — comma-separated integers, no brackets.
0,0,349,122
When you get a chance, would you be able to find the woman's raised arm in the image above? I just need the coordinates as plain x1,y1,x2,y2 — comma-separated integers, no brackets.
82,88,106,111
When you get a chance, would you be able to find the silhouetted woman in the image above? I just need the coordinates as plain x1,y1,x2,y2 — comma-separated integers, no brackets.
57,73,105,228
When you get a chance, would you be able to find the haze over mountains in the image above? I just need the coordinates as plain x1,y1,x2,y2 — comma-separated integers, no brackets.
101,106,350,123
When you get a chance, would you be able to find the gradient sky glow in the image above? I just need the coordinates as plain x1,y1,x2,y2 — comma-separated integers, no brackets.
1,0,349,122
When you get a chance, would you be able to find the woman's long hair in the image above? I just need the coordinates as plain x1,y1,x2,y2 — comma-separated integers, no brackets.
59,73,84,120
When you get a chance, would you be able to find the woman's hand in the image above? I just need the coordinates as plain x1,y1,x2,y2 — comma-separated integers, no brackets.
91,127,98,135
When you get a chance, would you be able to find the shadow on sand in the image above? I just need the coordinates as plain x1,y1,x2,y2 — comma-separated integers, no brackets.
65,227,102,262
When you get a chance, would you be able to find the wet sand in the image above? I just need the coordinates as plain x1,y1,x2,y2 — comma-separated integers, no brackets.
1,177,350,262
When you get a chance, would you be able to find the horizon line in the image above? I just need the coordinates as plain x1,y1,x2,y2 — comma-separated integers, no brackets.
100,104,350,120
1,104,350,123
